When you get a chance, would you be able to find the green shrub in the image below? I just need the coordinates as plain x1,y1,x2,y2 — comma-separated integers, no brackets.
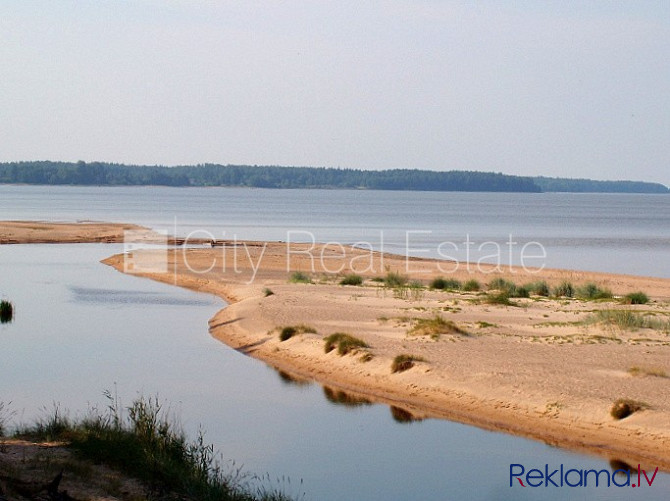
289,271,312,284
524,281,550,297
430,277,461,290
263,288,275,297
323,333,369,355
340,273,364,286
610,398,647,420
391,354,427,374
553,281,574,298
577,283,613,300
0,300,13,323
462,279,481,292
623,292,649,305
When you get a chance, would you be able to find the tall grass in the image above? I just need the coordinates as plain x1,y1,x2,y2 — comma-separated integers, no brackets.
16,394,296,501
0,300,13,323
524,281,550,297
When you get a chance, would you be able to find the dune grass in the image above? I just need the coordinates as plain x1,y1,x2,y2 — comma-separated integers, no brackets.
590,310,670,331
610,398,648,420
461,279,481,292
622,292,650,305
339,273,364,286
552,281,574,298
524,281,550,297
391,354,427,374
323,333,369,355
288,271,312,284
14,394,296,501
430,277,461,290
628,366,668,378
408,315,468,339
278,324,317,341
576,283,613,300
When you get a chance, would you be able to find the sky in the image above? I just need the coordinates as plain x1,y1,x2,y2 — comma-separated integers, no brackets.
1,1,669,184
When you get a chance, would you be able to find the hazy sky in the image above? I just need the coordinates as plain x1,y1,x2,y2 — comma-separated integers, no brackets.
1,1,669,183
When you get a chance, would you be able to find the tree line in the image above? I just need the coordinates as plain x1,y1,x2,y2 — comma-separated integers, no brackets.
0,161,666,193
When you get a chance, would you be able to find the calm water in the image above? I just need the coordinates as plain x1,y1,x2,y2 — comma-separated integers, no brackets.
1,186,670,499
1,185,669,277
2,245,669,500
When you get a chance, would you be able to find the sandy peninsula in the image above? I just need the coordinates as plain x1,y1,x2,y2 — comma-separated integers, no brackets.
3,221,670,472
99,239,670,471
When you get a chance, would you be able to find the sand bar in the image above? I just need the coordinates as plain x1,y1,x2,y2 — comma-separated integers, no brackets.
3,221,670,471
100,240,670,471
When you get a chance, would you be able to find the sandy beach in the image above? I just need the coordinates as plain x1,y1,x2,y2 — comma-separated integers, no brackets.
100,238,670,471
3,221,670,471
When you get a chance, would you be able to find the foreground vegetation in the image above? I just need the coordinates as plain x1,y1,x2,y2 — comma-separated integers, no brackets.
2,395,298,501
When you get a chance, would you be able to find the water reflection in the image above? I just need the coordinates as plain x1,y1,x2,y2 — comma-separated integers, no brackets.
69,286,213,306
322,386,373,408
276,370,313,387
390,406,424,424
609,459,638,475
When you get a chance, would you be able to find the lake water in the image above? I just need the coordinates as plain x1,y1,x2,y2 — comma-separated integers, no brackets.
1,186,670,500
1,185,669,277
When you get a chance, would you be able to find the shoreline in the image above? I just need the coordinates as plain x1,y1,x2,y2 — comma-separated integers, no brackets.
3,221,670,471
101,241,670,471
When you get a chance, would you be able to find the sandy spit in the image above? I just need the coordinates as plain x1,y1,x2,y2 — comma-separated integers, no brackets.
99,240,670,471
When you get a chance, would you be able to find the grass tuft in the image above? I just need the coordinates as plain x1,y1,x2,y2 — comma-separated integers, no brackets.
485,292,516,306
553,281,574,298
0,300,13,323
430,277,461,290
576,283,613,300
622,292,650,305
628,366,668,378
384,271,408,288
461,279,481,292
524,281,550,297
391,354,427,374
340,273,364,286
408,315,468,339
263,288,275,297
279,324,317,341
289,271,312,284
323,333,369,355
610,398,647,420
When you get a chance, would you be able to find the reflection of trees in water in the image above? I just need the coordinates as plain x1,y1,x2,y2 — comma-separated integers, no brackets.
609,459,638,475
322,387,373,407
390,406,424,424
276,369,312,387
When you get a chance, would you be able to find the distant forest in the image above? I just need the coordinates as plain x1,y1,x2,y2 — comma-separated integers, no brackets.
0,161,667,193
